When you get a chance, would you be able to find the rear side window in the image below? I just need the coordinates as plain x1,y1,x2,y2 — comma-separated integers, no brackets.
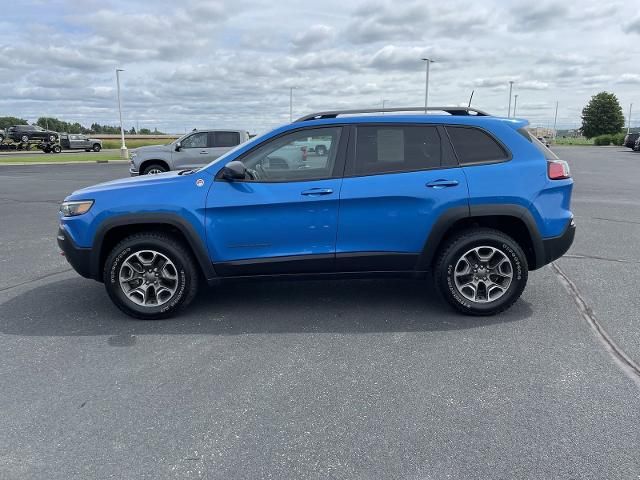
213,131,240,147
517,127,558,160
354,126,441,175
446,126,509,165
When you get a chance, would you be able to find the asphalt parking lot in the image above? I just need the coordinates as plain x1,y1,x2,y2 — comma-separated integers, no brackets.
1,146,639,479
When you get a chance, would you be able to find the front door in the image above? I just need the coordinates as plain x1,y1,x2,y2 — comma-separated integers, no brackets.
336,124,469,271
205,126,346,276
172,132,210,169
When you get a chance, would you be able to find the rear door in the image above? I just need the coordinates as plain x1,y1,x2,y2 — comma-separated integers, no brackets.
336,124,469,271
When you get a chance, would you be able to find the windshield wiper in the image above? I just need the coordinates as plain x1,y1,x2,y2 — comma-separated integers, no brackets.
178,168,199,175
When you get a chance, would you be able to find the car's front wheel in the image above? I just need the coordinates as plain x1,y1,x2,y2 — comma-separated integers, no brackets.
20,134,29,143
434,228,528,315
142,163,168,175
93,144,101,152
103,232,199,319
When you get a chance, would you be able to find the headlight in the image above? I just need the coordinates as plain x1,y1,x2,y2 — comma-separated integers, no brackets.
60,200,94,217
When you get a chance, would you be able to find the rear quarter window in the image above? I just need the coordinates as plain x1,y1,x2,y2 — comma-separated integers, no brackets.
446,126,509,165
517,128,558,160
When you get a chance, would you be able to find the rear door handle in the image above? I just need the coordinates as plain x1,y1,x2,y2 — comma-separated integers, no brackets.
200,150,209,154
301,188,333,196
426,179,459,189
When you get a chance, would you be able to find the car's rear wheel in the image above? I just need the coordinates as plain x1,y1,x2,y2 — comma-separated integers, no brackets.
142,163,168,175
92,144,101,152
20,135,29,143
48,134,56,142
103,232,199,319
52,145,62,153
434,228,528,315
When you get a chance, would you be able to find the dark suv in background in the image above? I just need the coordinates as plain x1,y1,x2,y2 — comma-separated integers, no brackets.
624,132,639,149
7,124,59,143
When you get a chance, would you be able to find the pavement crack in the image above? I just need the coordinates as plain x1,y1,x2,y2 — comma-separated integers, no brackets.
551,262,640,387
564,253,640,265
0,196,61,205
592,216,640,226
0,268,73,293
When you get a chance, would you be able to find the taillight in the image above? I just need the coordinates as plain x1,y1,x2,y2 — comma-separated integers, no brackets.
547,159,571,180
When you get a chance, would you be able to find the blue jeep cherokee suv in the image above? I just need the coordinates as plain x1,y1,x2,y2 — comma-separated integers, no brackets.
57,107,574,319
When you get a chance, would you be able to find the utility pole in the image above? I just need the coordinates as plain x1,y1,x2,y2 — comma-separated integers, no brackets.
553,101,559,139
507,80,514,117
115,68,128,159
513,94,518,117
421,58,435,113
628,103,633,134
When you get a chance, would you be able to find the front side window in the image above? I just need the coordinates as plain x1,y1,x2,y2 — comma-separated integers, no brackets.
353,126,442,176
214,131,240,147
446,126,509,165
180,132,208,149
238,127,342,182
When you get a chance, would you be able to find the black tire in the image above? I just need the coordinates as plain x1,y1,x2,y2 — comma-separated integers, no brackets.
92,144,101,152
315,145,327,155
52,145,62,153
103,232,199,319
21,134,29,143
433,228,528,316
142,163,168,175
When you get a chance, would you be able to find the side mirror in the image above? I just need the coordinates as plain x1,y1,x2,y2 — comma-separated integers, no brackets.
175,142,181,151
221,160,246,180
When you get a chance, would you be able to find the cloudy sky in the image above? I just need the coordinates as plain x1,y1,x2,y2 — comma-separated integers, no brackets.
1,0,639,134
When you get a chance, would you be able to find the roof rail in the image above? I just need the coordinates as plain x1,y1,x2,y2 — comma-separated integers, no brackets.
295,106,490,122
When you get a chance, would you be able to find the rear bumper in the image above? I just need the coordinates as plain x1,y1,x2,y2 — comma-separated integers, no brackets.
541,218,575,265
57,227,93,279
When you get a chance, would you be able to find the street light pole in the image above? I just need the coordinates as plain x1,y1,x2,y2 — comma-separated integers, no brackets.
289,87,296,123
553,101,559,139
507,80,514,117
513,94,518,117
628,103,633,134
115,68,128,159
421,58,434,113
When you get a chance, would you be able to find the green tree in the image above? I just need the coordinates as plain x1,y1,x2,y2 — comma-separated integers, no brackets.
0,116,29,129
580,92,625,138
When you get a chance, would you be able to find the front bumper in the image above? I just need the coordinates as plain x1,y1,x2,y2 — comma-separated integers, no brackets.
129,167,140,176
57,227,93,279
542,218,576,265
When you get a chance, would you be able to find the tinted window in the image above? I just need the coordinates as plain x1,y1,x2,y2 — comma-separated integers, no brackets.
446,126,509,164
213,131,240,147
517,127,558,160
354,126,441,176
239,127,341,182
181,132,208,149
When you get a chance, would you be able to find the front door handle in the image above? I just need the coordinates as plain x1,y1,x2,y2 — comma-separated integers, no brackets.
426,179,459,189
200,150,209,154
301,188,333,196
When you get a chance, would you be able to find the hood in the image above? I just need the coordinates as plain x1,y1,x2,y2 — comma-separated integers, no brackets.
68,170,185,198
132,143,173,154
